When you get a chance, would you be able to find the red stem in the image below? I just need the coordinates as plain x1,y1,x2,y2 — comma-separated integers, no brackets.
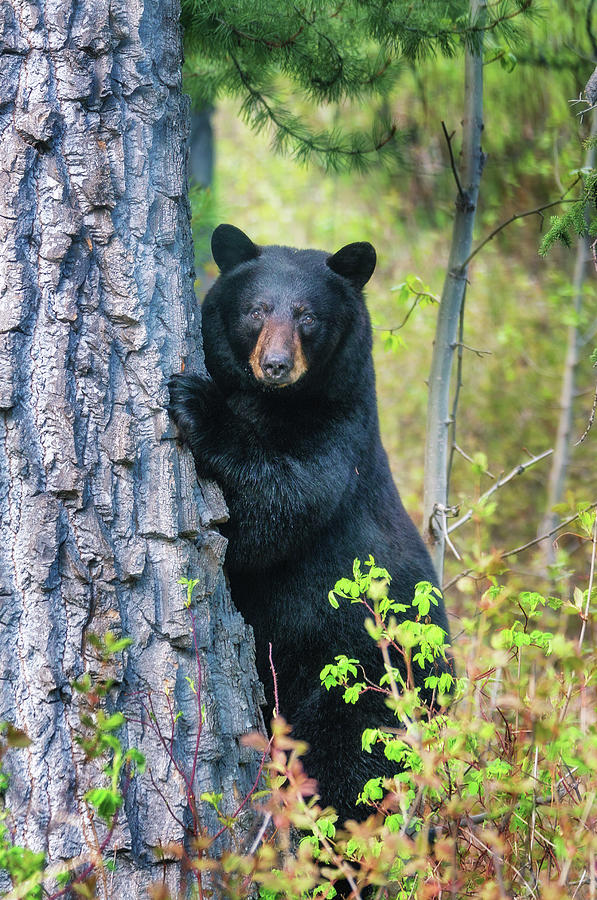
209,737,273,844
187,606,203,807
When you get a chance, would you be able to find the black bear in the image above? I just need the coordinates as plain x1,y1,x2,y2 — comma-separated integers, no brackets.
169,224,451,822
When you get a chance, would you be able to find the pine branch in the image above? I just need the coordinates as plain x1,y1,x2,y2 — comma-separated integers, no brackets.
229,50,397,171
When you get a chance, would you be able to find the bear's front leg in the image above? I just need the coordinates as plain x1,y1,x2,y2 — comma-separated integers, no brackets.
168,373,227,478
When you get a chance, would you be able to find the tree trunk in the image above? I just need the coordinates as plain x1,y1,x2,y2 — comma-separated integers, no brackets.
540,112,597,565
0,1,263,896
422,0,487,584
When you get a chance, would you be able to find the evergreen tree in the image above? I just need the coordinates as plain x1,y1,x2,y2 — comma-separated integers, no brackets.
181,0,533,170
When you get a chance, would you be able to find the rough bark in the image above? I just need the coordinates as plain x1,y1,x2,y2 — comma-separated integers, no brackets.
0,1,264,896
422,0,486,584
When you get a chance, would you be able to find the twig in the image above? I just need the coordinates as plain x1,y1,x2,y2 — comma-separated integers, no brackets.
247,811,273,855
558,790,596,886
295,796,363,900
443,501,597,590
447,449,553,534
461,178,582,268
209,737,274,845
572,870,588,899
269,642,279,717
502,502,596,559
434,770,580,837
217,17,306,49
146,694,191,795
453,443,495,478
380,640,403,703
45,776,129,900
229,50,396,162
149,768,188,832
461,827,539,898
575,377,597,445
435,503,463,560
441,121,464,199
451,341,492,357
373,289,438,334
530,744,539,858
85,799,109,900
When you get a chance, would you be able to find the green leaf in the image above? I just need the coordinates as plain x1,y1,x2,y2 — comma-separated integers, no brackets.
361,728,382,752
100,712,125,732
84,787,123,822
200,791,223,811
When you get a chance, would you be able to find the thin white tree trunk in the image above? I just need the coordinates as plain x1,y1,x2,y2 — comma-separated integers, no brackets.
423,0,487,583
540,113,597,564
0,1,263,895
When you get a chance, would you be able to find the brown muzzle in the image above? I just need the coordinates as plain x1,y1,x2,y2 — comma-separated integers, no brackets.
249,320,307,386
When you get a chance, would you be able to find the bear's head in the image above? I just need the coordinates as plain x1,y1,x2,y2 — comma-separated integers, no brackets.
201,224,376,397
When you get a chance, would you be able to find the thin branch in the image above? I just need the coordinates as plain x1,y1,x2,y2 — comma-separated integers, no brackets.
435,503,463,560
502,501,597,559
451,341,492,357
147,694,191,794
269,642,279,717
447,449,553,534
149,769,188,832
453,443,495,478
187,606,203,807
393,1,532,41
373,289,438,334
247,812,273,856
462,183,582,268
45,776,130,900
443,501,597,590
558,789,596,886
209,737,274,845
461,827,539,898
575,377,597,444
217,17,306,49
441,121,464,198
228,50,396,162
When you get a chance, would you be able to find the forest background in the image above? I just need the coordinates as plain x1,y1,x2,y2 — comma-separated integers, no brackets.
188,0,596,596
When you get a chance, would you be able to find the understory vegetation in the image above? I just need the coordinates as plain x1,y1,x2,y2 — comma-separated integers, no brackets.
2,532,596,898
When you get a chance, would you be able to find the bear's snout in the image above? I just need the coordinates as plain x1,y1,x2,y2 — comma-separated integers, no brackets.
262,354,292,382
249,319,308,387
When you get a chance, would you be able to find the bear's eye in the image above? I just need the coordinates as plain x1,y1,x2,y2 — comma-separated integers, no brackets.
250,308,264,321
301,313,315,327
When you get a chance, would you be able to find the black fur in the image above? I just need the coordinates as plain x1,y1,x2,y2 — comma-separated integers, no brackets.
169,225,451,821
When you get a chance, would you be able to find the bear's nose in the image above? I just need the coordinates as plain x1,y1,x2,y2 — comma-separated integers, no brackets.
262,356,292,381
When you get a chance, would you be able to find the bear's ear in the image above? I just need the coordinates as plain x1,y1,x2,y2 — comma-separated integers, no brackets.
326,242,376,289
212,224,260,273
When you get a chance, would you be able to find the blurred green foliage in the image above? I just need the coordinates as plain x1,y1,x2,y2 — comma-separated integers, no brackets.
182,0,535,171
185,0,597,600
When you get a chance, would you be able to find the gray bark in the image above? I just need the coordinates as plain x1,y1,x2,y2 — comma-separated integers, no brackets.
0,1,263,897
422,0,486,583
